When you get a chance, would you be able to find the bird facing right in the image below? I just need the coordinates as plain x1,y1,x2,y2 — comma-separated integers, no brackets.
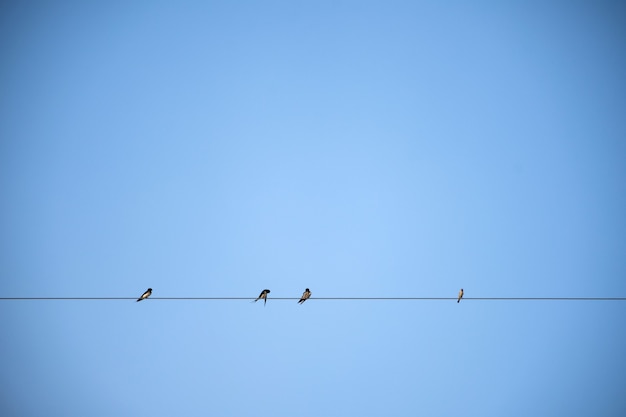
255,289,271,306
137,288,152,302
298,288,311,304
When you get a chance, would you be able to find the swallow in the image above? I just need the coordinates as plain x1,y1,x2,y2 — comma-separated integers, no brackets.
255,289,270,306
457,288,464,303
137,288,152,302
298,288,311,304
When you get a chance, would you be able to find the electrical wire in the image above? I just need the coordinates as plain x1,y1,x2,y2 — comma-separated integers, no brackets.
0,297,624,301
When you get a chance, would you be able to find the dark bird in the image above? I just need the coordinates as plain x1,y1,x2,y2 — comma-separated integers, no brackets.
137,288,152,302
255,289,270,306
457,288,464,303
298,288,311,304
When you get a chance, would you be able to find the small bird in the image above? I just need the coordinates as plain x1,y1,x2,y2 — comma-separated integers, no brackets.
255,289,271,306
298,288,311,304
457,288,464,303
137,288,152,302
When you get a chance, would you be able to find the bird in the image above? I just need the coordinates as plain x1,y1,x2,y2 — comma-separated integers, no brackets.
298,288,311,304
457,288,464,303
255,289,270,306
137,288,152,302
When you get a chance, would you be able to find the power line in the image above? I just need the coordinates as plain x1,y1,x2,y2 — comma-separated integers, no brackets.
0,297,625,301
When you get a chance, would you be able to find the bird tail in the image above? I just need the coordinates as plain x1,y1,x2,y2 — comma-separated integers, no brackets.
137,298,142,302
457,299,461,303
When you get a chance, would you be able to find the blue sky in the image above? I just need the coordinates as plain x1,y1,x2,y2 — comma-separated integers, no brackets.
1,1,625,416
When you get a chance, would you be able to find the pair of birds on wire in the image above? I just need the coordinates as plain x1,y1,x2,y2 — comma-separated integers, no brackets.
252,288,311,306
136,288,464,303
135,288,313,305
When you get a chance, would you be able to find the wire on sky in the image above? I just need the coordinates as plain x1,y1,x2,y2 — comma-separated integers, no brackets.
0,297,625,301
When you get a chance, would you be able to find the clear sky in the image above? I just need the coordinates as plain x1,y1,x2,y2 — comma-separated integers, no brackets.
1,1,625,416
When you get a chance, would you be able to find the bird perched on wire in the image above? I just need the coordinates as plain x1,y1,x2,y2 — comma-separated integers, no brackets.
298,288,311,304
255,289,271,306
457,288,464,303
137,288,152,302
